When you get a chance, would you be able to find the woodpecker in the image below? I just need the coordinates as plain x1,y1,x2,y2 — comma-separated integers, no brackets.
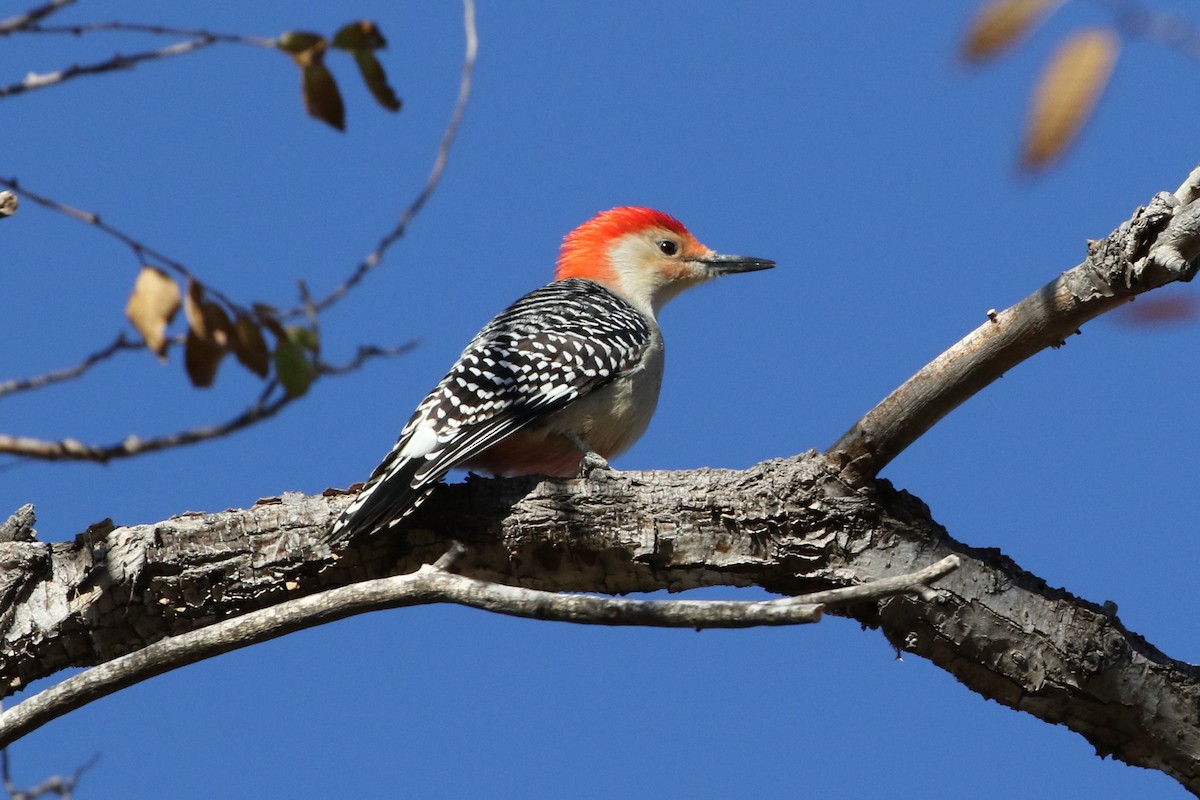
327,206,773,544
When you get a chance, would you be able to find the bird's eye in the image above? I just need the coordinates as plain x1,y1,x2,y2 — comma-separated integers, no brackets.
658,239,679,256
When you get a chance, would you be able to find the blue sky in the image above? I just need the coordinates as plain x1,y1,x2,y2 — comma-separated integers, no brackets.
3,1,1198,797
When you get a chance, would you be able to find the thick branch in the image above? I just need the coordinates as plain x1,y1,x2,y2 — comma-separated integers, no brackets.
0,544,958,748
828,183,1200,484
0,456,1196,791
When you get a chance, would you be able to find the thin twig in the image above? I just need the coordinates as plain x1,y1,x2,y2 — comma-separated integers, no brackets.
0,177,239,310
1,745,98,800
297,0,478,317
21,21,274,47
0,0,76,36
0,333,144,398
0,387,293,462
0,340,413,462
1096,0,1200,61
0,551,958,748
315,340,418,376
0,36,220,98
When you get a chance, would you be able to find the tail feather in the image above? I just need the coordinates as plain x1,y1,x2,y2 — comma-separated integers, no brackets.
324,458,432,546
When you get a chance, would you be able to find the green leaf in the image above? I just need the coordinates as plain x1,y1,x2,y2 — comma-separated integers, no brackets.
274,336,312,398
287,325,320,353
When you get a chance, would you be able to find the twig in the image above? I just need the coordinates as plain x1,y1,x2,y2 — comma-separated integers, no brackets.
0,340,413,462
827,175,1200,485
0,333,144,398
297,0,478,317
0,549,958,748
0,0,76,36
21,21,274,47
0,387,293,462
1,745,98,800
315,341,418,376
0,177,239,311
0,36,220,99
1097,0,1200,61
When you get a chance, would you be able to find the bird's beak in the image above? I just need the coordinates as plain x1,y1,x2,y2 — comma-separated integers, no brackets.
694,252,776,276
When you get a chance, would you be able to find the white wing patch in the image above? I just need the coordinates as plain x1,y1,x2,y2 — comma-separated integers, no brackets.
396,420,439,461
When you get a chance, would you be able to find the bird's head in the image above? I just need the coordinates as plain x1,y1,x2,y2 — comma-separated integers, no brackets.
555,206,774,317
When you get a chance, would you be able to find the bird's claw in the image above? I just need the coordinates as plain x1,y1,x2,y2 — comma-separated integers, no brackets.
577,450,612,479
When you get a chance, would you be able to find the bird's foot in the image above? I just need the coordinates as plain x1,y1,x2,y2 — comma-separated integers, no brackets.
577,449,612,478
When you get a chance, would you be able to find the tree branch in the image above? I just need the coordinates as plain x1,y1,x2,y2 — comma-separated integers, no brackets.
0,333,142,399
827,177,1200,485
0,340,412,462
0,177,239,310
0,0,76,36
1,746,96,800
0,455,1196,790
0,36,221,99
0,542,958,749
19,21,274,47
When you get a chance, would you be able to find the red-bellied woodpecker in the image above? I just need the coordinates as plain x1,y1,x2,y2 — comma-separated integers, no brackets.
327,206,773,543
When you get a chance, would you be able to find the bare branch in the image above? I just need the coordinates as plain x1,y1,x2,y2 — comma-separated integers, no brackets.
315,340,418,376
0,36,220,99
0,340,412,462
0,544,959,749
1,746,97,800
21,21,275,47
0,0,76,36
298,0,478,317
0,459,1194,788
0,178,241,310
827,178,1200,484
1099,0,1200,61
0,385,293,462
0,333,144,399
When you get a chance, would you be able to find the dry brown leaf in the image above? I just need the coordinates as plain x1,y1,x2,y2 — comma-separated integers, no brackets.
184,329,225,388
0,191,17,219
1022,28,1119,171
353,51,402,112
962,0,1051,62
232,313,271,378
302,60,346,131
333,20,388,51
184,281,232,348
125,266,181,361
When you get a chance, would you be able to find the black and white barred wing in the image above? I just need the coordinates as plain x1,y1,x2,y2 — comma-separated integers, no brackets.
327,279,652,543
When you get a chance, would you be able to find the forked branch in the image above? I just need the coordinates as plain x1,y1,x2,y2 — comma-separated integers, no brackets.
828,168,1200,484
0,542,958,749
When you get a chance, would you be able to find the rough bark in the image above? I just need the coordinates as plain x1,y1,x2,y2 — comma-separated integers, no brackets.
1,453,1196,791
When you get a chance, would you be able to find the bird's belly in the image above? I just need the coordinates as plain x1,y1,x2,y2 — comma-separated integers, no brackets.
463,342,664,477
